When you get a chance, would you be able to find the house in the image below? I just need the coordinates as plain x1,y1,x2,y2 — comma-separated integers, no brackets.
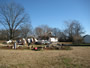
49,36,58,43
83,35,90,43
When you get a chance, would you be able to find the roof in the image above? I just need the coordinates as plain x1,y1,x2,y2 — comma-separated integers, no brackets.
49,36,58,38
83,35,90,38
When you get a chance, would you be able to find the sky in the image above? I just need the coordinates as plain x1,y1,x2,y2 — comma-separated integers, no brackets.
0,0,90,34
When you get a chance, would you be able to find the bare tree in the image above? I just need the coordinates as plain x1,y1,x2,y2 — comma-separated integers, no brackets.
20,23,32,38
52,28,61,37
34,27,43,37
34,25,52,37
40,25,52,35
0,2,29,39
64,20,84,42
0,29,8,40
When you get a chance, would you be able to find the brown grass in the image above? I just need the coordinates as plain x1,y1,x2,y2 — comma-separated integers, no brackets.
0,47,90,68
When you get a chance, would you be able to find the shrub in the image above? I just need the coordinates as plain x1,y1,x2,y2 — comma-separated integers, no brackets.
61,46,72,50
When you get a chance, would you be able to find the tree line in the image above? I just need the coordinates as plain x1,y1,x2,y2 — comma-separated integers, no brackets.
0,2,84,43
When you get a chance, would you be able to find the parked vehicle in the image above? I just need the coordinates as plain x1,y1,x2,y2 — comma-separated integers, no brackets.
35,40,50,45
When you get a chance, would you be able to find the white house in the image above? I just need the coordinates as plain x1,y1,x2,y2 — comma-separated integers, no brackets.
49,36,58,43
83,35,90,43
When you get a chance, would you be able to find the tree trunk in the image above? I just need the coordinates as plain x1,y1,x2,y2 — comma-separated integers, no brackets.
10,29,13,40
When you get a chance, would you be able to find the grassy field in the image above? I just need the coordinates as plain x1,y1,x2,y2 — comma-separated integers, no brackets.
0,47,90,68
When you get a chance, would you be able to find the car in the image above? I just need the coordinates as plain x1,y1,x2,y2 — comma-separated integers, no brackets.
35,40,50,45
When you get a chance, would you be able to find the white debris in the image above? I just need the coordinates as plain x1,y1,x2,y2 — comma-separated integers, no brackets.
6,40,12,44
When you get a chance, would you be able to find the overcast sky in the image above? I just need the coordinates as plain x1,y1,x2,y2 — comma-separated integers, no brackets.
0,0,90,34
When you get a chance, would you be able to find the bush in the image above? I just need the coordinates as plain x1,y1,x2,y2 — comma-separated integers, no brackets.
2,42,7,44
61,46,72,50
44,45,72,50
35,42,42,45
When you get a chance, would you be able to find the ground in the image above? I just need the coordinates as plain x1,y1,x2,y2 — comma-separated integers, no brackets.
0,47,90,68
